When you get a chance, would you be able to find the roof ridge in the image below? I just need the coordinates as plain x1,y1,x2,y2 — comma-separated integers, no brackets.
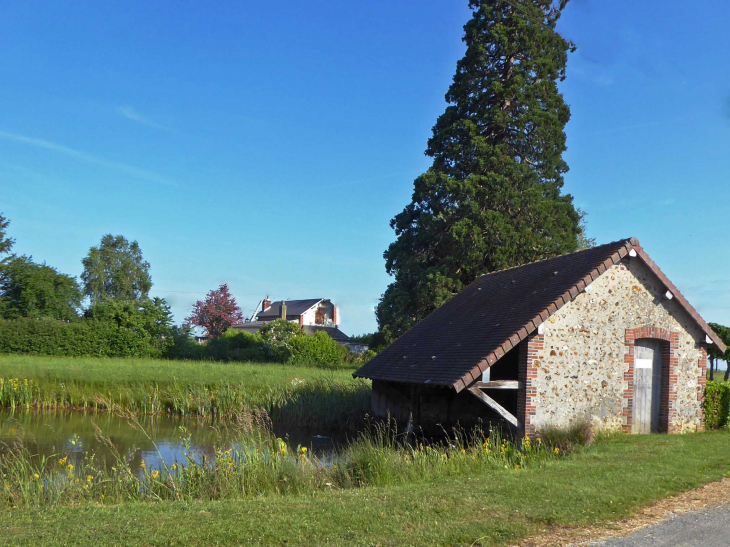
476,238,634,280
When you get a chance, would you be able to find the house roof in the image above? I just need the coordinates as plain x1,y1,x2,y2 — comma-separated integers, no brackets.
256,299,324,320
302,325,351,342
231,321,267,330
354,238,726,392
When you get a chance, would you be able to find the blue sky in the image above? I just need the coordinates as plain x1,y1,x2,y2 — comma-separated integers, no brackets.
2,1,729,336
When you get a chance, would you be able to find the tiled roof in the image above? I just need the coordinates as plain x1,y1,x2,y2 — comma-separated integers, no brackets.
256,299,323,320
354,238,725,391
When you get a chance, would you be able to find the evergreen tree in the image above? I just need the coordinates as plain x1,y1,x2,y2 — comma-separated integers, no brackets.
377,0,584,341
0,213,15,266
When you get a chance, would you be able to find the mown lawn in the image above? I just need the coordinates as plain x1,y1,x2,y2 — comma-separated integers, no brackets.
2,431,729,545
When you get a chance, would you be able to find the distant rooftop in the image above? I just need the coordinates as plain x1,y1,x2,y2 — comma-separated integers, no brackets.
256,299,324,320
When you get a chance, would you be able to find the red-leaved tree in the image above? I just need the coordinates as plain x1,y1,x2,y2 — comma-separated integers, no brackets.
185,283,243,339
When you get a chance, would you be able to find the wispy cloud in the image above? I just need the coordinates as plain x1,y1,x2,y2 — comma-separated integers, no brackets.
116,105,170,131
309,171,413,191
0,129,174,186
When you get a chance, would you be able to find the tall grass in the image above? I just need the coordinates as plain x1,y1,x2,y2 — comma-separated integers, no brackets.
0,355,369,428
0,415,561,510
0,376,370,428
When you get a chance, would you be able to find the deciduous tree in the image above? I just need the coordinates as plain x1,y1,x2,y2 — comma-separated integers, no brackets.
81,234,152,304
0,256,82,321
377,0,584,341
185,284,243,339
708,323,730,381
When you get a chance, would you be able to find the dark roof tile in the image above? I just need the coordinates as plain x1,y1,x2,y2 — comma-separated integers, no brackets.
354,238,725,390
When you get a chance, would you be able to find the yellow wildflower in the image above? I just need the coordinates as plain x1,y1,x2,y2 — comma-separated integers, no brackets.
86,475,93,482
140,461,146,470
553,447,560,455
58,457,67,466
66,464,74,471
171,464,178,470
33,473,40,479
151,470,159,479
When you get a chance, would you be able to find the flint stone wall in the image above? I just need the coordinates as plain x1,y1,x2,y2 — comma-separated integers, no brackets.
530,257,706,433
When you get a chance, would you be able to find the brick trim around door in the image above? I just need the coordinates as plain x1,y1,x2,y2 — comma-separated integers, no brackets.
624,327,679,433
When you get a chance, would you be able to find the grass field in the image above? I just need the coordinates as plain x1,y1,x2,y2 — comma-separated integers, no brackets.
0,355,369,427
2,431,730,545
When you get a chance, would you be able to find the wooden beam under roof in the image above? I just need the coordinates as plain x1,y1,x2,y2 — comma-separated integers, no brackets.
473,380,520,390
467,386,521,429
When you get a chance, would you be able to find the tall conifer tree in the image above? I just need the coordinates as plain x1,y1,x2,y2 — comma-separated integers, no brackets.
377,0,584,341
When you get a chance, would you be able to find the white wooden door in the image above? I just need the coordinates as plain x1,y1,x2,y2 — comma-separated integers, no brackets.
632,340,663,434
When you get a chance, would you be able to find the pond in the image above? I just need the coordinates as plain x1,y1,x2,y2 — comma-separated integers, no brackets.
0,409,353,471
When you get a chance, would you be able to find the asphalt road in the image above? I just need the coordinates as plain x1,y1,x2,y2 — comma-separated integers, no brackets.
594,505,730,546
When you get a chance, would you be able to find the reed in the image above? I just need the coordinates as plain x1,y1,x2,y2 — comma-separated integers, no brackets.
0,416,560,510
0,355,369,428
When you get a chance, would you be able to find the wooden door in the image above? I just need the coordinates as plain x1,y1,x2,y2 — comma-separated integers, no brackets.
632,340,663,434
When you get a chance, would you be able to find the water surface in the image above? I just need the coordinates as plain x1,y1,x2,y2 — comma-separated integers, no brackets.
0,409,350,470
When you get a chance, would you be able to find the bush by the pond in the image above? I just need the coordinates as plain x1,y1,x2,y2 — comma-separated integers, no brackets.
287,331,349,368
0,419,562,509
704,380,730,429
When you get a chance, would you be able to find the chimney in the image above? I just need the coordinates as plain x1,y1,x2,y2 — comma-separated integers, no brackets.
333,306,339,326
281,301,287,320
262,296,271,311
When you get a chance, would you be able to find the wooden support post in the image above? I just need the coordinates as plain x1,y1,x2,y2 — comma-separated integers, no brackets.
467,386,522,429
406,384,417,444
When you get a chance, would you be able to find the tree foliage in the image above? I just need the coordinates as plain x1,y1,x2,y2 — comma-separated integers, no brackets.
0,213,14,265
708,322,730,381
376,0,583,341
81,234,152,304
86,297,173,340
258,318,301,346
185,283,243,339
0,256,82,321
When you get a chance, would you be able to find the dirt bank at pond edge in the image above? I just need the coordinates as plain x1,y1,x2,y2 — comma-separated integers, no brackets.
520,477,730,546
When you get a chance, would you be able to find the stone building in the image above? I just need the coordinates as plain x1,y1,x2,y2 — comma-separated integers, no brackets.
354,238,726,436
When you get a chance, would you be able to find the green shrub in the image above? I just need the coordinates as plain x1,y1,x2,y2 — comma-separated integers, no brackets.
207,329,273,362
704,381,730,429
288,331,349,368
537,419,594,453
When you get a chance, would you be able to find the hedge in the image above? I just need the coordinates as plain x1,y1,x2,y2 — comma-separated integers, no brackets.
0,317,169,358
704,380,730,429
0,318,358,368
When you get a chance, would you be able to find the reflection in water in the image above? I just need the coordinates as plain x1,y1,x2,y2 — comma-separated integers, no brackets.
0,409,351,470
